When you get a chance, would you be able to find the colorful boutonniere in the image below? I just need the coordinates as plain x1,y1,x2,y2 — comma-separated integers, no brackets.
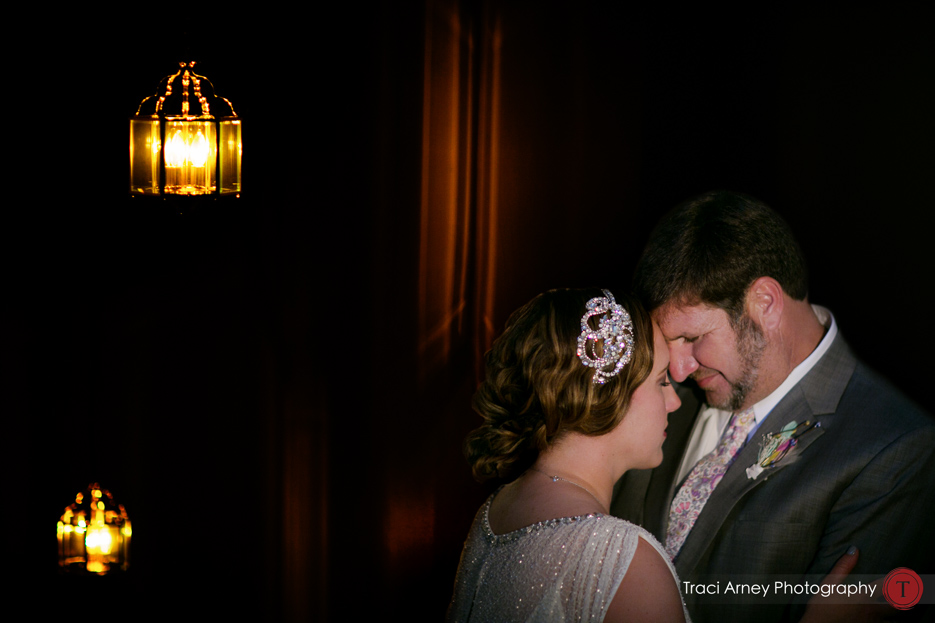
746,420,821,480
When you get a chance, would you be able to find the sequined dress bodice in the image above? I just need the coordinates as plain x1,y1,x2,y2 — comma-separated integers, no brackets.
447,491,689,622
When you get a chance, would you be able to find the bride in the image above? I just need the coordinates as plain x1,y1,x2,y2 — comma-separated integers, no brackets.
447,288,869,623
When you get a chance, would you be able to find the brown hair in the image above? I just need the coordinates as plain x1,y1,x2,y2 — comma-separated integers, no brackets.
464,288,654,483
634,190,809,323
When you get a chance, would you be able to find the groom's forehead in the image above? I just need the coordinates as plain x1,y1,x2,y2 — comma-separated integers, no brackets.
652,302,731,340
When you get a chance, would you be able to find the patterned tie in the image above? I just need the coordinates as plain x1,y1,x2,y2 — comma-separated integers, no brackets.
665,407,756,559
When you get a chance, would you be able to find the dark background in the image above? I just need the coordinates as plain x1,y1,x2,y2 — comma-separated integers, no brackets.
11,4,933,621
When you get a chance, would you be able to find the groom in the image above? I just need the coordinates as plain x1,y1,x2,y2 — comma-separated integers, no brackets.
611,190,935,622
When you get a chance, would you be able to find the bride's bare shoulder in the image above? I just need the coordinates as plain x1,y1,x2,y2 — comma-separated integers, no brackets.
604,536,685,623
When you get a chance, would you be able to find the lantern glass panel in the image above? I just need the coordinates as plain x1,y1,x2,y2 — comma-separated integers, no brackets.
219,119,242,195
164,120,217,195
129,119,161,195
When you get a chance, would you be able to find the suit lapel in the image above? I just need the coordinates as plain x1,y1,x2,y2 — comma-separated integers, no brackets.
674,388,817,576
674,335,857,578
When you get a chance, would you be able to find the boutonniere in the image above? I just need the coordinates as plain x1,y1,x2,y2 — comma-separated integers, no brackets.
746,420,821,480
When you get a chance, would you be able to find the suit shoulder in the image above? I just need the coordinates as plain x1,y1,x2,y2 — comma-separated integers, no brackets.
836,361,935,433
849,362,931,415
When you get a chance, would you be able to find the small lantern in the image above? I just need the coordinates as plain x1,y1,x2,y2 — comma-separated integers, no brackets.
58,483,132,574
130,61,242,198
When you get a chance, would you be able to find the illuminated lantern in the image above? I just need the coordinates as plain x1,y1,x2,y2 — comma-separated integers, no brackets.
58,483,132,574
130,61,242,198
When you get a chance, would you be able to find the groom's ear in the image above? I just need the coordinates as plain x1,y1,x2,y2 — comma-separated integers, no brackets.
745,277,783,332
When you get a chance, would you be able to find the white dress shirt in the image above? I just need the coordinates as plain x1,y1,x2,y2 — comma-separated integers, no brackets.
673,306,837,487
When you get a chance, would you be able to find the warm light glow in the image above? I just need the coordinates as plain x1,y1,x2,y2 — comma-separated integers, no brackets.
166,128,210,168
166,130,187,168
86,526,114,555
189,130,208,167
161,123,215,193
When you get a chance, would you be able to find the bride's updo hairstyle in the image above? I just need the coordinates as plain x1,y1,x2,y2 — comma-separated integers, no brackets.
465,288,654,482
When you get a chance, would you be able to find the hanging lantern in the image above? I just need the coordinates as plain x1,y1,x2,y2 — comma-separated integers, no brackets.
130,61,242,198
58,483,132,574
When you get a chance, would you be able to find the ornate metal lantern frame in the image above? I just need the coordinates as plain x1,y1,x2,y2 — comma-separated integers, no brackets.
130,61,242,198
58,483,132,574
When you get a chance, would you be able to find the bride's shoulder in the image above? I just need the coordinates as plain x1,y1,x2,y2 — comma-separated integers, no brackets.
594,516,667,548
623,521,671,561
604,532,688,623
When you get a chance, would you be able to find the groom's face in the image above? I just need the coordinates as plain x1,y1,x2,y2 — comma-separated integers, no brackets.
654,301,766,412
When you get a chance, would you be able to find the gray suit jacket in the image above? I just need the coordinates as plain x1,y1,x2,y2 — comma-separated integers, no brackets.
611,333,935,622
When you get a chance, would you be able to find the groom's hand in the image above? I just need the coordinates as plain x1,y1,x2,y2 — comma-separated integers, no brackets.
800,547,894,623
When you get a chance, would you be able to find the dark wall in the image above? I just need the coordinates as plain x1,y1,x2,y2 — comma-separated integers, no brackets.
13,5,933,621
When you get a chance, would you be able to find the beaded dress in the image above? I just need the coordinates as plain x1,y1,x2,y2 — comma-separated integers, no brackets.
447,491,690,622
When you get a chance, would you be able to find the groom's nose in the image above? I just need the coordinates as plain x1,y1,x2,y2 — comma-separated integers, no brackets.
667,342,698,383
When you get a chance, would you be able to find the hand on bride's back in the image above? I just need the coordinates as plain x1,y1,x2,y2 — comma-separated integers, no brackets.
800,548,892,623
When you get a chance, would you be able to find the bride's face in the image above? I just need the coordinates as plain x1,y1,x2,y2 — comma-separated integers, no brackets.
608,322,681,472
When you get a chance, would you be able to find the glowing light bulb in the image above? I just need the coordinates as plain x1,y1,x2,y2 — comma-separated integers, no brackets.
189,129,209,167
166,130,187,168
86,526,114,555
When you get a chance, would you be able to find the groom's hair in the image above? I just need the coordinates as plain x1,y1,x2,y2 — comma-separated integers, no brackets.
633,190,809,323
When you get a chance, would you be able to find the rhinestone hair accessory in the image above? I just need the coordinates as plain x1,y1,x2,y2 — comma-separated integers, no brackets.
577,289,635,385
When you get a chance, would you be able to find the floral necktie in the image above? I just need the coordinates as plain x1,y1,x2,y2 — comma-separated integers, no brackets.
665,407,756,559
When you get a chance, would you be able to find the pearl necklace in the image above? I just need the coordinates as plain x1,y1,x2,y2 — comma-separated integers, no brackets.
529,467,607,513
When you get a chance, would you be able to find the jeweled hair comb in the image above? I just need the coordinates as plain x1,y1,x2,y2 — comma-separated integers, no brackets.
577,289,635,385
